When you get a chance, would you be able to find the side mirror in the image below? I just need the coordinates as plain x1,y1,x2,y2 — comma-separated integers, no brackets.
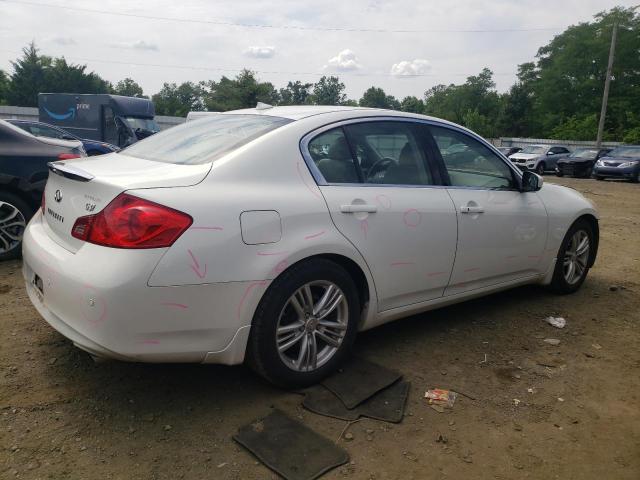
521,170,543,192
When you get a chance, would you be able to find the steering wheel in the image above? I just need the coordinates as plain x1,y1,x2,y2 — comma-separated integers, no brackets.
366,157,396,182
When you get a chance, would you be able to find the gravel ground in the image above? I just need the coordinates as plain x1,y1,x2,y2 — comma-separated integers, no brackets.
1,176,639,479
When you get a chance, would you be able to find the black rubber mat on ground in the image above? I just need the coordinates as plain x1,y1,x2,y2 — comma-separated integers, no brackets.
303,380,410,423
321,357,402,409
233,409,349,480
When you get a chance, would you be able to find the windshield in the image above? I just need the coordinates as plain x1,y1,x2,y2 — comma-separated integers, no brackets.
124,117,160,133
520,146,546,154
607,147,640,159
122,114,292,165
570,149,599,159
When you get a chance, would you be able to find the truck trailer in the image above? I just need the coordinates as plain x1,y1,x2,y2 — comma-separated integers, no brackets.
38,93,159,149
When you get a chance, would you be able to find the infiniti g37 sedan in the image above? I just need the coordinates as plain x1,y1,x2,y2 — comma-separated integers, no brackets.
23,106,599,387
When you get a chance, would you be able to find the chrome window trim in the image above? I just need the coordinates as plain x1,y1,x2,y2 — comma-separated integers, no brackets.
298,115,524,191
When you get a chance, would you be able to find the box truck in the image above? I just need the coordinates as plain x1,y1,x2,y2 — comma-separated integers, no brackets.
38,93,159,149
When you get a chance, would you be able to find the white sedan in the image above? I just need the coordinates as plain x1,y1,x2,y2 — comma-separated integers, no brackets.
22,106,599,387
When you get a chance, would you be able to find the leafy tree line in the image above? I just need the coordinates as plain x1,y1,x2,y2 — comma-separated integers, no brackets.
1,7,638,142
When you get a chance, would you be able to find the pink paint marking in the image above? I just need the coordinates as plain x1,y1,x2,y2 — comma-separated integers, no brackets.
191,226,224,231
160,302,189,309
403,208,422,228
427,271,446,277
274,260,288,274
237,280,268,320
464,267,480,273
257,251,288,257
297,162,322,199
138,340,160,345
188,249,207,279
375,194,392,209
391,261,414,267
304,230,325,240
360,219,369,239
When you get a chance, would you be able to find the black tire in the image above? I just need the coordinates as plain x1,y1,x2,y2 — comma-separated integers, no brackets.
536,162,546,175
594,175,604,181
556,170,564,177
246,258,360,388
0,191,33,261
547,218,594,294
630,171,640,183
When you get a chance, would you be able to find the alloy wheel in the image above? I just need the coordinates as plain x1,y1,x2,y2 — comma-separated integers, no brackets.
563,229,590,285
276,280,349,372
0,201,27,254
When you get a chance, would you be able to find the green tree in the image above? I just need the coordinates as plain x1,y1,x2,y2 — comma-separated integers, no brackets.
0,70,9,105
44,57,112,95
359,86,400,109
551,114,600,141
152,82,206,116
278,80,312,105
204,70,278,111
7,42,49,106
400,96,424,114
311,76,346,105
113,78,146,98
525,7,640,140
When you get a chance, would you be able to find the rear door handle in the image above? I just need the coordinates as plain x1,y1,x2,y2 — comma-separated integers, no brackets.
460,205,484,214
340,204,378,213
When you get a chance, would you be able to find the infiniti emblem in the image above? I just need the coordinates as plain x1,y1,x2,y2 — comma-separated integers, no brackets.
54,189,62,203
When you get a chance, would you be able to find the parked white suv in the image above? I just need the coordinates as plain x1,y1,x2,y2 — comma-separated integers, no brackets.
509,145,571,174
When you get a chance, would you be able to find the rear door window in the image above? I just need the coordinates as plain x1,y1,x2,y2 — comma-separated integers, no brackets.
123,114,292,165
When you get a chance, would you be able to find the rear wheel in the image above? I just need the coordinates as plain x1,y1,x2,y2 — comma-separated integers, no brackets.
556,170,564,177
594,175,605,181
247,258,360,388
548,219,593,294
0,192,32,261
536,162,546,175
630,171,640,183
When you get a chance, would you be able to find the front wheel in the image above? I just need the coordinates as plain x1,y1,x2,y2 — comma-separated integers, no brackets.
548,219,594,294
594,175,605,181
246,258,360,388
536,162,546,175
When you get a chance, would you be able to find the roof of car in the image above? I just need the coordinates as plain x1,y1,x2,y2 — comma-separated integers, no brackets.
223,105,377,120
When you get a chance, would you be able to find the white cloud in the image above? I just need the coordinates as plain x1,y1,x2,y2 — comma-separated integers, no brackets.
131,40,159,51
51,37,75,46
390,59,432,77
244,45,276,58
325,49,362,71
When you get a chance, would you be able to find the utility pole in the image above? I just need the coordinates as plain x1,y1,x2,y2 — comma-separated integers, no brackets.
596,21,618,147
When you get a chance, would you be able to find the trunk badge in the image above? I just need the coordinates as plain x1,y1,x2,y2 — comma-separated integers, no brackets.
54,190,63,202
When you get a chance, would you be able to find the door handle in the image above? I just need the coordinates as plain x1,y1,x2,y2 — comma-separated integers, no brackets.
460,205,484,214
340,204,378,213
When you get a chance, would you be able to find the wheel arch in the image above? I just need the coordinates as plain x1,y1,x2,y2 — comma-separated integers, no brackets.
263,252,375,330
575,213,599,268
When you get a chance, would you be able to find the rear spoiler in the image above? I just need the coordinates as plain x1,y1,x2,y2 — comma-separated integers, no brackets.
47,162,94,182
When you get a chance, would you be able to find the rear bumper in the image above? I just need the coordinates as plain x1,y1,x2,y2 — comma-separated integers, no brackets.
22,211,261,364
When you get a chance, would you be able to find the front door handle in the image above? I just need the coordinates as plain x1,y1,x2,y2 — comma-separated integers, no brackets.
460,205,484,214
340,204,378,213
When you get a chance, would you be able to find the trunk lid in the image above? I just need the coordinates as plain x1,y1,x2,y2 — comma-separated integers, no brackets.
42,153,211,252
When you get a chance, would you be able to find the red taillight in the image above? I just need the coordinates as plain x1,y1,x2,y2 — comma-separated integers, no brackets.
58,153,82,160
71,193,192,249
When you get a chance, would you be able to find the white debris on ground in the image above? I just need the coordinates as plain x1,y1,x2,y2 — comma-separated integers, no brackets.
544,316,566,328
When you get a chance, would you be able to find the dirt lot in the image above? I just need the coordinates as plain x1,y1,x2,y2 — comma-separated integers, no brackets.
1,177,639,480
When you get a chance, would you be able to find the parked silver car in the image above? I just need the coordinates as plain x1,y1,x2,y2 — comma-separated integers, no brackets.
509,145,571,175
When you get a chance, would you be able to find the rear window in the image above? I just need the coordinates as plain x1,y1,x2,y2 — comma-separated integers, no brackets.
122,114,292,165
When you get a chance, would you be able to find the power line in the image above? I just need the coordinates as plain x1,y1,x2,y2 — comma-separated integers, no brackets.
0,0,564,34
0,48,517,78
